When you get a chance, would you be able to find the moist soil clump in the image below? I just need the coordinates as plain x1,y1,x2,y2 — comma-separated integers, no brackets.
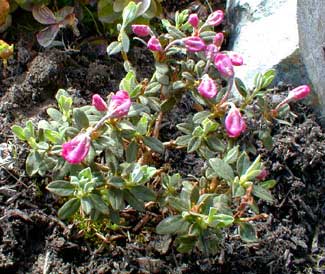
0,1,325,273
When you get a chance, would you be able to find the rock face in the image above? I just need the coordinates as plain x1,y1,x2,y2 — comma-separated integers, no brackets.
227,0,325,125
226,0,309,88
297,0,325,124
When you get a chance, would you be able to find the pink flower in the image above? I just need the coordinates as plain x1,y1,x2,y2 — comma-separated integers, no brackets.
205,44,219,59
61,133,91,164
147,36,162,51
206,10,224,26
108,90,131,118
288,85,311,100
229,52,243,66
214,53,234,78
198,74,218,99
132,24,151,37
188,13,199,28
92,94,108,112
213,32,224,49
256,169,268,181
225,106,246,138
183,36,206,52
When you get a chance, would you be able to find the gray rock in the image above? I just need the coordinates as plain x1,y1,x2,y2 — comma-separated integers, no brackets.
226,0,309,88
297,0,325,124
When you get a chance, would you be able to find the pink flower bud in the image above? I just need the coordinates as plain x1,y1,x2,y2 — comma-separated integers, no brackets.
225,106,246,138
108,90,131,118
213,32,224,48
92,94,108,112
147,36,163,51
188,13,199,28
61,133,91,164
229,52,243,66
206,10,224,26
132,24,151,37
256,169,268,181
183,36,206,52
288,85,311,100
198,74,218,99
214,53,234,78
205,44,219,59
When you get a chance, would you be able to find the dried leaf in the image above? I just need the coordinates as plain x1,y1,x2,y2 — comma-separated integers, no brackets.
36,24,60,47
32,5,57,25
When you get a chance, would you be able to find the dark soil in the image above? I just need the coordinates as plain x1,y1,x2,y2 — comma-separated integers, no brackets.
1,1,325,273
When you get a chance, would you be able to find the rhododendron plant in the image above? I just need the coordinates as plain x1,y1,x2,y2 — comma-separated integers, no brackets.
214,53,235,78
92,94,108,112
198,74,218,99
147,36,162,51
61,133,91,164
12,5,311,256
132,24,151,37
188,13,199,28
107,90,131,118
225,105,247,138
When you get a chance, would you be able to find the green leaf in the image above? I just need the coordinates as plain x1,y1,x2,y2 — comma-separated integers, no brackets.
47,108,63,122
79,167,92,180
124,190,145,211
108,176,126,188
224,146,239,164
161,97,176,113
119,71,137,93
175,135,191,146
167,196,188,212
166,25,186,39
122,1,140,27
208,208,234,228
236,151,251,176
206,136,225,152
47,180,75,196
89,194,110,215
136,115,149,135
58,198,80,219
260,179,277,189
254,72,263,90
242,155,262,181
176,123,193,135
129,185,156,201
73,109,89,129
143,136,164,153
145,81,161,95
239,223,258,242
98,0,119,24
106,188,125,210
107,41,122,56
180,181,199,209
81,196,93,215
235,77,248,98
156,72,169,85
193,111,211,124
209,158,234,182
126,140,139,162
120,30,130,52
156,215,189,234
155,62,169,74
44,129,62,144
200,31,217,41
172,80,186,90
176,235,196,253
261,69,276,89
187,136,201,153
26,150,42,176
252,185,274,202
12,125,26,140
